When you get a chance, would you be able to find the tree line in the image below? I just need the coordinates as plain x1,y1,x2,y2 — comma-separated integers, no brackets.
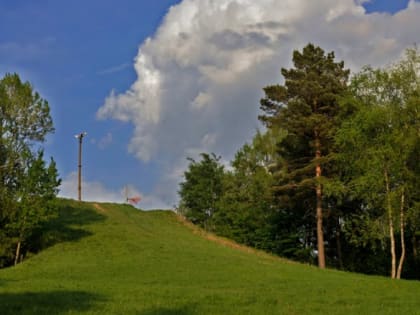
178,44,420,279
0,73,60,267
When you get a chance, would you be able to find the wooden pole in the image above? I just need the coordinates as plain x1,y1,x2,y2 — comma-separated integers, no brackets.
78,136,82,201
76,132,87,201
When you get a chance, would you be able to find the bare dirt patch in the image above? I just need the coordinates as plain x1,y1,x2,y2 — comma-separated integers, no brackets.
93,203,107,213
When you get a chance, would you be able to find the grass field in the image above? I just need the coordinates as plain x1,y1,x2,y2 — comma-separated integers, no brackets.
1,199,420,314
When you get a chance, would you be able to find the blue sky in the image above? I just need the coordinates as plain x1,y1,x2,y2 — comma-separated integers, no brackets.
364,0,410,13
1,0,181,207
1,0,418,209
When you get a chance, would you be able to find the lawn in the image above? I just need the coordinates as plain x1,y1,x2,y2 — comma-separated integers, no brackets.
1,199,419,314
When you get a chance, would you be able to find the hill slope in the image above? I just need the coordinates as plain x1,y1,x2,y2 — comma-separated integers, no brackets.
1,199,420,315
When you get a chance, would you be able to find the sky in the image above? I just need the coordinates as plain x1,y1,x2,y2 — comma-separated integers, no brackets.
1,0,419,209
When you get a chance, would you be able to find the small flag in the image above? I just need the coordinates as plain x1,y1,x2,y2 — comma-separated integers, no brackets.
127,196,141,205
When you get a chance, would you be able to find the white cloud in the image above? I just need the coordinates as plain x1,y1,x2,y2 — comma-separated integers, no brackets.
97,0,420,208
59,172,170,210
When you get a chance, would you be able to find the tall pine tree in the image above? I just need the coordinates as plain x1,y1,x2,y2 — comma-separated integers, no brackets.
259,44,349,268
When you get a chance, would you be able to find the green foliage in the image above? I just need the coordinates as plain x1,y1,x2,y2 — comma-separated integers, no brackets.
2,200,420,314
213,129,314,262
214,137,276,250
176,46,420,278
0,73,53,148
6,151,61,254
259,43,350,267
260,43,349,190
0,73,59,267
178,153,224,230
335,47,420,277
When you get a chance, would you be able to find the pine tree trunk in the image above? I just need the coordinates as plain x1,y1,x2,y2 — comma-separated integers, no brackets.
14,240,21,266
413,234,417,259
397,190,406,279
384,168,396,279
315,136,325,269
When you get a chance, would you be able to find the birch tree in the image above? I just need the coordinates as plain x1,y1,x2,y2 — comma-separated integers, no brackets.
336,48,420,278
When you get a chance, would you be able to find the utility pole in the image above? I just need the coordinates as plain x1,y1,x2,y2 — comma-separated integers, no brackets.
75,132,87,201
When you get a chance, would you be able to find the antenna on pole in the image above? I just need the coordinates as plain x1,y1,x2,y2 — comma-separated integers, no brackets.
75,131,87,201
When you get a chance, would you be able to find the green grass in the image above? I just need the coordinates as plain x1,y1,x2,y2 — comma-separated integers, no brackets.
1,199,420,314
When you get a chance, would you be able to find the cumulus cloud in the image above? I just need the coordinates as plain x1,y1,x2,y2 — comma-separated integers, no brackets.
97,0,420,207
59,172,170,210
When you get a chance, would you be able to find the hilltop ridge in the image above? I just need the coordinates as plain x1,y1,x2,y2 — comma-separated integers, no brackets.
0,199,419,315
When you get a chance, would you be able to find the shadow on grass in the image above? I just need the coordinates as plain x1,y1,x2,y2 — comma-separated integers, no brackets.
0,290,105,315
139,305,197,315
30,199,107,252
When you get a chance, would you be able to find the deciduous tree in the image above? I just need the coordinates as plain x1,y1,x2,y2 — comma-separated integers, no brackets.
0,73,59,266
336,48,420,278
178,153,224,230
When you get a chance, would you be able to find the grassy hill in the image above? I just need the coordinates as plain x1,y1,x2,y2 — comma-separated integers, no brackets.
1,199,420,315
